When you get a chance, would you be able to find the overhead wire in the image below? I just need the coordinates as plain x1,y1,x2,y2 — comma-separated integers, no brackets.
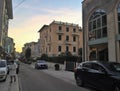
14,0,26,10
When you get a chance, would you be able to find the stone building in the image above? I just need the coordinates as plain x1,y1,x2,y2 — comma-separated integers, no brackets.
38,21,83,57
82,0,120,62
23,42,40,58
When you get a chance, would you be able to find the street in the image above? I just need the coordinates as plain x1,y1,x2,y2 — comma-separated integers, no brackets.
18,63,93,91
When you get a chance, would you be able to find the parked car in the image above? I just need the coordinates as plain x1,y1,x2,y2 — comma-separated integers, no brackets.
74,61,120,91
35,60,48,69
0,59,8,81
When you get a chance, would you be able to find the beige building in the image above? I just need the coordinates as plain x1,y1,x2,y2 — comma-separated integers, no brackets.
23,42,40,58
82,0,120,62
38,21,83,57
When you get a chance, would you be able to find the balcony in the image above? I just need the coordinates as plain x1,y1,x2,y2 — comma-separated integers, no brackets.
64,40,72,45
72,32,80,36
56,30,64,34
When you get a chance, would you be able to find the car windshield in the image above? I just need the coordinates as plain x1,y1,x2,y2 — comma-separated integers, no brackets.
38,60,46,63
0,61,6,67
105,63,120,72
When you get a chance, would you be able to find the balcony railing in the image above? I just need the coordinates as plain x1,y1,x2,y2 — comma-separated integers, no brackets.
56,30,64,34
64,40,72,45
72,32,80,36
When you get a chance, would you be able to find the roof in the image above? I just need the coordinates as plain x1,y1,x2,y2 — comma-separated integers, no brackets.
50,20,79,27
38,25,49,32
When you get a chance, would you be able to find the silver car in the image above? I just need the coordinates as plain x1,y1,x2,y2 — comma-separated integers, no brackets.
35,60,48,69
0,60,8,81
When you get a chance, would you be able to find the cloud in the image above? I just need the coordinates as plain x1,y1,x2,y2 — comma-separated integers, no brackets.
9,8,82,52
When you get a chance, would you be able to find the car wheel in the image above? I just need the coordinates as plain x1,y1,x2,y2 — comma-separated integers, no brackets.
114,86,120,91
76,76,84,86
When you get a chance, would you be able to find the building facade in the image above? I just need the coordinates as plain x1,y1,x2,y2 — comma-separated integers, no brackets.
82,0,120,62
23,42,40,58
0,0,13,49
0,0,13,59
38,21,83,57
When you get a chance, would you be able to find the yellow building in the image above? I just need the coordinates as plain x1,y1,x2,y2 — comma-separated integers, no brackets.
38,21,83,57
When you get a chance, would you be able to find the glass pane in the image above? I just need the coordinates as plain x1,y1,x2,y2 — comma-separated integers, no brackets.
118,23,120,34
93,20,96,29
118,13,120,21
97,18,101,28
96,29,101,38
102,15,107,26
118,4,120,34
102,27,107,37
89,22,92,31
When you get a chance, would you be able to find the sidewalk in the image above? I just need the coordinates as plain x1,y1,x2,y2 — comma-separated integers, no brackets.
0,74,19,91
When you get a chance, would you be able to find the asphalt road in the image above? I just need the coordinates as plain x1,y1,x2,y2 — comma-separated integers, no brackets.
18,63,93,91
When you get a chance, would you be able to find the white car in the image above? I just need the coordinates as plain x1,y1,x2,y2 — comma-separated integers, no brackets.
0,59,8,81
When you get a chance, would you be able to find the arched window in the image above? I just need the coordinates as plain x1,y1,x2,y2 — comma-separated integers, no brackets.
117,3,120,33
88,9,107,40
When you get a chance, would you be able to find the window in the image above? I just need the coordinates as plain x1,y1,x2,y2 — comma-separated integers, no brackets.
82,63,92,69
92,63,106,73
73,47,76,52
59,26,62,30
58,46,61,52
66,46,69,52
58,35,62,40
66,36,69,41
73,36,76,42
89,9,107,40
73,28,76,32
66,27,69,32
118,3,120,33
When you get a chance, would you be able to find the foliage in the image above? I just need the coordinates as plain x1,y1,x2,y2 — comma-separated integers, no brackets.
25,47,31,60
40,54,48,60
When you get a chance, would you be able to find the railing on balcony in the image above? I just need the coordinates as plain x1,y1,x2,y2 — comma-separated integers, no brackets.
72,32,80,36
56,30,64,34
64,40,72,45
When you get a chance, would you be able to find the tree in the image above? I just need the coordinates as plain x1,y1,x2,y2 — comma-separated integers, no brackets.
25,47,31,61
40,54,48,60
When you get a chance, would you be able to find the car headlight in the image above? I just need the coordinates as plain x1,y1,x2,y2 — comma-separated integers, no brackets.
0,71,6,74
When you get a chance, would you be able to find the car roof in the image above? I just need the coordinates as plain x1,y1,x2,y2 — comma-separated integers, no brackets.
0,59,6,62
81,60,120,66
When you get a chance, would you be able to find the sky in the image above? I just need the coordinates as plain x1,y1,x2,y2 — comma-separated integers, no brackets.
8,0,83,52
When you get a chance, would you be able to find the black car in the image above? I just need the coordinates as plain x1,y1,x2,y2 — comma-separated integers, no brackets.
35,60,48,69
74,61,120,91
